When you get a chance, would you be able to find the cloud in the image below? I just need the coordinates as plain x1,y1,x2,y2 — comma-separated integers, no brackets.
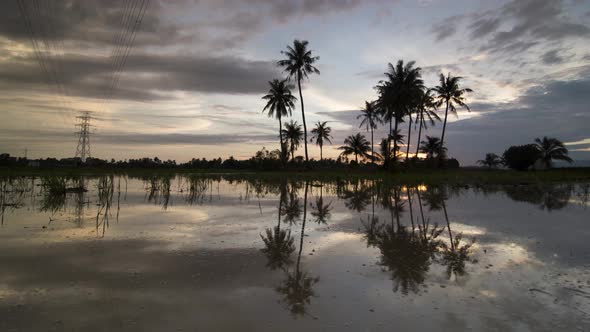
0,52,280,100
431,15,464,41
540,49,566,65
475,0,590,54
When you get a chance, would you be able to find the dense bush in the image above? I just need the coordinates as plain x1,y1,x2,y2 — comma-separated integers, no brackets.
502,144,540,171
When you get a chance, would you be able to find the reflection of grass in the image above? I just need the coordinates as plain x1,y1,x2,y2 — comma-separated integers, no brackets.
2,168,590,185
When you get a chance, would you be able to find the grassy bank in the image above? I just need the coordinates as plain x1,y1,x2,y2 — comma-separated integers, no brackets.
1,167,590,185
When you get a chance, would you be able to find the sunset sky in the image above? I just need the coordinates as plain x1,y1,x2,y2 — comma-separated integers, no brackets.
1,0,589,165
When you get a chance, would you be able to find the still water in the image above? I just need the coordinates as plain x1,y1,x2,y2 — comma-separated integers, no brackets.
0,175,589,331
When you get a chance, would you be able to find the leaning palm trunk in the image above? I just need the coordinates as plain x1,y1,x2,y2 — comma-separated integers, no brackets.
415,111,423,158
279,117,284,166
439,101,450,167
405,111,412,163
297,72,309,162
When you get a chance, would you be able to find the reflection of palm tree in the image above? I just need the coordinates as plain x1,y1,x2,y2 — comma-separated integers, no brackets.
276,181,319,317
341,181,372,213
311,185,332,224
261,184,296,270
439,194,475,280
503,183,572,211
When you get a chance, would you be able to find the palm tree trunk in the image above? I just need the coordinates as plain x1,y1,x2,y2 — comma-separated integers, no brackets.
439,100,449,167
297,72,309,163
416,188,426,241
370,126,374,163
393,117,399,165
320,143,323,161
279,117,284,166
415,111,423,158
355,153,358,164
405,111,412,163
388,117,392,169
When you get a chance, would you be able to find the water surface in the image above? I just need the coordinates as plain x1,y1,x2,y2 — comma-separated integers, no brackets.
0,175,589,331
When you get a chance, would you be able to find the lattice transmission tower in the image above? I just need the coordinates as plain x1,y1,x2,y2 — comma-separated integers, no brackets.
75,112,94,162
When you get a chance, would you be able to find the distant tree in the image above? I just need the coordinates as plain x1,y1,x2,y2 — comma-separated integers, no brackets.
533,137,573,169
282,120,303,161
477,153,502,169
338,133,372,163
502,144,540,171
277,40,320,163
262,79,297,162
310,121,332,161
357,101,382,162
419,136,446,160
432,73,472,166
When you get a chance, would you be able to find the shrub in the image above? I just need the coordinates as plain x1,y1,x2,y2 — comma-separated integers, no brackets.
502,144,540,171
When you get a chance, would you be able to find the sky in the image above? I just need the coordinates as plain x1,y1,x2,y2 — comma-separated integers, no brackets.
1,0,589,165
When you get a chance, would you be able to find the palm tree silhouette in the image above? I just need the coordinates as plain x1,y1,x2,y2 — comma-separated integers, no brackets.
376,60,424,166
533,136,573,169
357,101,382,162
262,79,297,163
277,40,320,163
419,136,446,160
260,184,296,270
282,120,303,162
311,184,332,224
414,89,440,158
310,121,332,161
338,133,372,163
477,153,502,169
432,73,472,166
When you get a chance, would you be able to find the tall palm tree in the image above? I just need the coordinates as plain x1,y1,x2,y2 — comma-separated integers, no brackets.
414,89,440,158
310,121,332,161
277,40,320,163
533,136,573,169
477,153,502,169
357,101,381,162
432,73,472,164
376,60,423,166
376,131,405,164
282,120,303,162
338,133,372,163
419,136,446,160
262,79,297,161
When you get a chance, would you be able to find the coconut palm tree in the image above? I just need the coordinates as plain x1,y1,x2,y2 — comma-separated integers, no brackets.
357,101,382,162
338,133,372,163
477,153,502,169
375,60,423,166
414,89,440,158
376,130,405,164
310,121,332,161
419,136,446,160
282,120,303,161
277,40,320,163
262,79,297,162
533,137,573,169
432,73,472,164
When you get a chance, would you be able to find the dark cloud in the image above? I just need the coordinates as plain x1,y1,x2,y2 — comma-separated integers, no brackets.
445,75,590,164
0,52,280,100
475,0,590,54
468,17,501,39
540,49,565,65
431,16,463,41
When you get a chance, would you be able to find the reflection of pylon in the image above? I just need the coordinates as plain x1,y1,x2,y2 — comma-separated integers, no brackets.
75,112,94,162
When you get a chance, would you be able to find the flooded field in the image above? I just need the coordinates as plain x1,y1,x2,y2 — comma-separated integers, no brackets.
0,175,589,331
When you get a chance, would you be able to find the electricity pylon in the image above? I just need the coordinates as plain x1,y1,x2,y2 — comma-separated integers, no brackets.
75,112,94,163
